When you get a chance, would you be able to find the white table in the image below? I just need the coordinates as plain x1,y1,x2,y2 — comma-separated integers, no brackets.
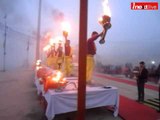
43,84,119,120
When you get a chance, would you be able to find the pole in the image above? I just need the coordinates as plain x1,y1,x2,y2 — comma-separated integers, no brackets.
3,15,7,72
36,0,42,61
77,0,88,120
26,39,30,68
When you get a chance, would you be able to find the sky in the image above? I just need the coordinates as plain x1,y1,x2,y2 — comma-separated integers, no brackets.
0,0,160,69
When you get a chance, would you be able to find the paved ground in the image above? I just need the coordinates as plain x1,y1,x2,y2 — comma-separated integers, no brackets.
0,70,45,120
0,70,123,120
93,74,158,101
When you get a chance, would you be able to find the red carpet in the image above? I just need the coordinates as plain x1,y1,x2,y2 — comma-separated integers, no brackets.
95,73,159,91
95,73,160,119
119,95,160,120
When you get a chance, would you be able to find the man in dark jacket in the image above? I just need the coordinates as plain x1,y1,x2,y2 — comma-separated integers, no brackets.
137,61,148,102
156,64,160,112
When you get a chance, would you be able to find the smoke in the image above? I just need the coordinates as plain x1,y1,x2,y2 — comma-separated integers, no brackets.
0,0,18,15
0,0,38,33
51,9,64,22
40,8,65,37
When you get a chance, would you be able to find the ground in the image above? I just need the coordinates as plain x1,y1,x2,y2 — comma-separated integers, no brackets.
0,70,44,120
0,70,122,120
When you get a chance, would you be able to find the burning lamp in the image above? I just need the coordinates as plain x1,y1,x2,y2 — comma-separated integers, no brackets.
36,59,41,66
99,15,111,44
44,71,66,92
36,60,42,70
36,67,53,84
44,70,77,92
98,0,112,44
43,45,51,52
62,22,70,39
63,31,68,39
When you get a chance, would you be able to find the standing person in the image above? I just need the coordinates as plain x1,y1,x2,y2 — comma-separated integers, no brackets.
136,61,148,102
56,42,64,70
155,64,160,82
86,31,103,84
64,40,73,76
46,44,56,68
158,77,160,112
156,64,160,112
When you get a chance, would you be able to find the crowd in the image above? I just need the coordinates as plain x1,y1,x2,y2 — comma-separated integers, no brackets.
95,62,160,83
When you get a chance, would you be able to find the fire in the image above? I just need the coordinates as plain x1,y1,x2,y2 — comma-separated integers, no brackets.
36,59,41,64
43,36,64,52
61,21,71,33
52,77,59,83
62,78,66,81
43,45,51,52
57,71,62,80
36,59,41,66
36,59,42,70
98,17,103,24
36,66,42,70
52,71,63,83
102,0,111,17
54,36,63,44
44,32,52,40
49,38,55,45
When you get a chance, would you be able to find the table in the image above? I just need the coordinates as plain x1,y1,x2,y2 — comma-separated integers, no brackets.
34,77,78,95
43,84,119,120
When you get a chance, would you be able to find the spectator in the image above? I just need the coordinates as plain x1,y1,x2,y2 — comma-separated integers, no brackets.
136,61,148,102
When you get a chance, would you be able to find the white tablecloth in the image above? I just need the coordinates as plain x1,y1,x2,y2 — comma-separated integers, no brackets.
34,77,78,95
43,85,119,120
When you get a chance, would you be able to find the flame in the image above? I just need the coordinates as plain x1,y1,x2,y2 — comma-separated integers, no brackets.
52,77,59,82
52,71,63,83
43,45,51,51
98,17,103,24
36,60,42,70
36,60,41,66
102,0,111,17
61,21,71,33
59,78,66,84
49,38,55,45
36,66,42,70
44,32,52,39
54,36,64,44
36,59,41,63
62,78,66,81
57,71,62,80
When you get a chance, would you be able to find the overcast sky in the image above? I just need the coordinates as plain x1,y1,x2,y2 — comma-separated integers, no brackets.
0,0,160,67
